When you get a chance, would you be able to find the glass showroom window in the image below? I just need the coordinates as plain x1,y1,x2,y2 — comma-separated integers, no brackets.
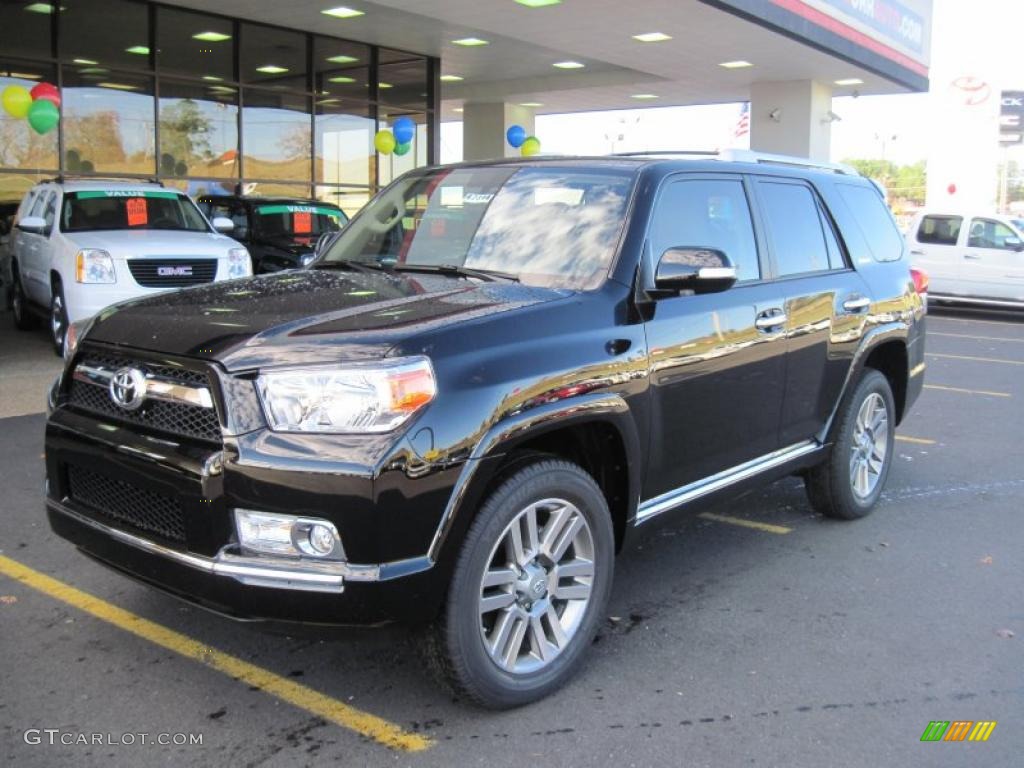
316,185,371,219
62,70,155,175
242,89,311,185
60,0,152,73
159,80,239,179
0,61,59,172
157,6,235,83
241,23,308,92
0,1,53,61
316,99,373,188
377,111,428,187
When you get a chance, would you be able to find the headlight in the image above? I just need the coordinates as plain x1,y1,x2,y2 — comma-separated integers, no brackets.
228,247,251,278
75,250,115,284
257,357,436,433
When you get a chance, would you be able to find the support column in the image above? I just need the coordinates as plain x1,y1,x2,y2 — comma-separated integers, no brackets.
462,102,535,161
749,80,834,161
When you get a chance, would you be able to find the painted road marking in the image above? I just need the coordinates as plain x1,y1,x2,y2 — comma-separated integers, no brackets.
896,435,936,445
698,512,792,535
930,332,1024,343
926,352,1024,366
929,315,1024,328
924,384,1011,398
0,555,432,753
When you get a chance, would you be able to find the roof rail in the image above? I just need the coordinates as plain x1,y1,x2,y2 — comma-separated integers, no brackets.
43,174,165,186
717,149,859,175
610,149,859,176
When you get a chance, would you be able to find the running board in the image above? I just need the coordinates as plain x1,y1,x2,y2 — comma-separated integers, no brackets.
635,441,821,524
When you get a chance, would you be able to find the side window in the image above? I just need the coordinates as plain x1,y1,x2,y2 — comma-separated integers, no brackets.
821,210,847,270
18,190,38,220
29,191,50,218
42,193,57,232
967,218,1019,250
916,214,962,246
757,181,830,276
649,178,760,282
835,183,904,262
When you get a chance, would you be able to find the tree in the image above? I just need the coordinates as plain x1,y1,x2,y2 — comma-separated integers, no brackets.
159,99,214,175
843,158,927,207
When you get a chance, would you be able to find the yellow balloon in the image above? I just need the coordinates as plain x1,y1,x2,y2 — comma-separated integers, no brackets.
2,85,32,119
520,136,541,157
374,129,396,155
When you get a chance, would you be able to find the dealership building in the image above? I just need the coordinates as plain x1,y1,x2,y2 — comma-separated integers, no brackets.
0,0,931,213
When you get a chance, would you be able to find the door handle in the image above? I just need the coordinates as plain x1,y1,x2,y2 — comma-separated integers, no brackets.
755,310,787,331
910,249,925,256
964,253,981,260
842,296,871,312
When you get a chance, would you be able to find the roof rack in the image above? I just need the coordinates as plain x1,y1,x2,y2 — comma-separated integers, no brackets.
610,149,858,175
43,174,165,186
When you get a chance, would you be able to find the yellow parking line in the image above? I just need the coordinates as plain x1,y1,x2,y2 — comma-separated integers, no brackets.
0,555,432,753
896,435,936,445
926,352,1024,366
924,384,1011,398
698,512,792,534
930,332,1024,343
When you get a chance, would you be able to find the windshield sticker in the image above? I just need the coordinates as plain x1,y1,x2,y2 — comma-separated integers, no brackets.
257,204,340,219
125,197,148,227
293,211,312,234
463,193,494,204
74,190,179,200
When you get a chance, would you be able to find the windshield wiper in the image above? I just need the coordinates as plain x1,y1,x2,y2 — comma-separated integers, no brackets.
388,263,519,283
311,259,390,275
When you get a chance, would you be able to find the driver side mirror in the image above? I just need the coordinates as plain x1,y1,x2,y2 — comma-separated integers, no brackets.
211,216,235,234
17,215,48,235
655,247,737,294
1005,236,1023,252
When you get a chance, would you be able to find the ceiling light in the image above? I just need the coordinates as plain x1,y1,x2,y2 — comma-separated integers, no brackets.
326,54,359,64
440,75,464,82
24,3,60,13
73,58,98,66
98,82,138,91
8,72,42,80
328,75,356,83
515,0,561,6
719,60,753,69
192,31,231,42
202,75,223,82
519,101,543,107
125,45,150,55
452,37,489,46
553,61,584,69
256,65,289,74
453,108,464,113
378,82,393,89
835,77,864,86
631,93,659,100
632,32,672,43
321,6,364,18
78,67,108,74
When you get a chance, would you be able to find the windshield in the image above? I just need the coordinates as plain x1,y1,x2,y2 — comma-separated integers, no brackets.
321,166,636,290
61,190,209,233
254,203,347,240
1013,219,1024,233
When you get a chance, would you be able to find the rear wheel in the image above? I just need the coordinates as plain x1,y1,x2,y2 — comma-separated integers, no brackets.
49,279,69,356
429,459,614,709
805,369,895,519
11,263,37,331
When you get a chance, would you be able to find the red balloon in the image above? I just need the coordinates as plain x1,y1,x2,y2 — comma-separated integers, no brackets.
947,183,957,195
30,82,60,109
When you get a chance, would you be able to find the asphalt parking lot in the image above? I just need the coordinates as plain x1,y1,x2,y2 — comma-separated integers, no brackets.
1,305,1021,767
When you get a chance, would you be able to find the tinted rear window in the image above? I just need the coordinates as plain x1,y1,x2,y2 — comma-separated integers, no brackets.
836,183,904,262
916,215,962,246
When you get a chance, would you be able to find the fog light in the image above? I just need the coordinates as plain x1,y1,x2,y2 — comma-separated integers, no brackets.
234,509,344,560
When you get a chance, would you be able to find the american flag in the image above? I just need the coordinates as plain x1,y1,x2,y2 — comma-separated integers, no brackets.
734,102,750,139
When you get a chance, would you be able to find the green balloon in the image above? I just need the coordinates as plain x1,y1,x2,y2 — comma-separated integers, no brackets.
393,141,411,156
27,98,59,135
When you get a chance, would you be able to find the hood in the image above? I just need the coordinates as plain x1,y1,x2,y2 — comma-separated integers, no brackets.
66,229,237,257
85,268,568,371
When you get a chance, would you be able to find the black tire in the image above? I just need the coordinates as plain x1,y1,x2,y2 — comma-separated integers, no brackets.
805,369,895,520
11,263,37,331
49,278,69,356
428,459,615,709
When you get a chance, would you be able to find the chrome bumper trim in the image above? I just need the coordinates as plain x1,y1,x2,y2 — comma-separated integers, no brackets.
49,498,386,594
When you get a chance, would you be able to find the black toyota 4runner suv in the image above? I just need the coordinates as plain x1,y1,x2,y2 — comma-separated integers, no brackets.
45,154,926,708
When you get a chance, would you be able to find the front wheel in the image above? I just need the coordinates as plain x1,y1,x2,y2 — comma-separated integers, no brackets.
50,281,69,356
429,459,615,709
805,369,895,519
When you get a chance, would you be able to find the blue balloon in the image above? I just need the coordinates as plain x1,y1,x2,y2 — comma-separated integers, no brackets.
393,117,416,145
506,124,527,148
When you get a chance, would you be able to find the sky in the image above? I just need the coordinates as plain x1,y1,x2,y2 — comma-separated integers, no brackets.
441,0,1024,171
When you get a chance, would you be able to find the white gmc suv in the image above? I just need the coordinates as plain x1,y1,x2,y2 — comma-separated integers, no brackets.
10,178,252,354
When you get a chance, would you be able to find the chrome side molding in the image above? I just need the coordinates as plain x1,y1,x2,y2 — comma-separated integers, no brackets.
74,363,214,409
636,440,821,524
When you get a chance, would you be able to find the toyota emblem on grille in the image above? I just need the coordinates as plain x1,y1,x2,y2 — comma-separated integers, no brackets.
109,367,147,411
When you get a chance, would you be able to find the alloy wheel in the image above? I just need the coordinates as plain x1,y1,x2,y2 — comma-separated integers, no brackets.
849,392,889,499
478,498,595,675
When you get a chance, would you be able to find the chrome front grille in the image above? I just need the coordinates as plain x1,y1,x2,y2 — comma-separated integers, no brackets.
127,258,218,288
67,351,221,443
